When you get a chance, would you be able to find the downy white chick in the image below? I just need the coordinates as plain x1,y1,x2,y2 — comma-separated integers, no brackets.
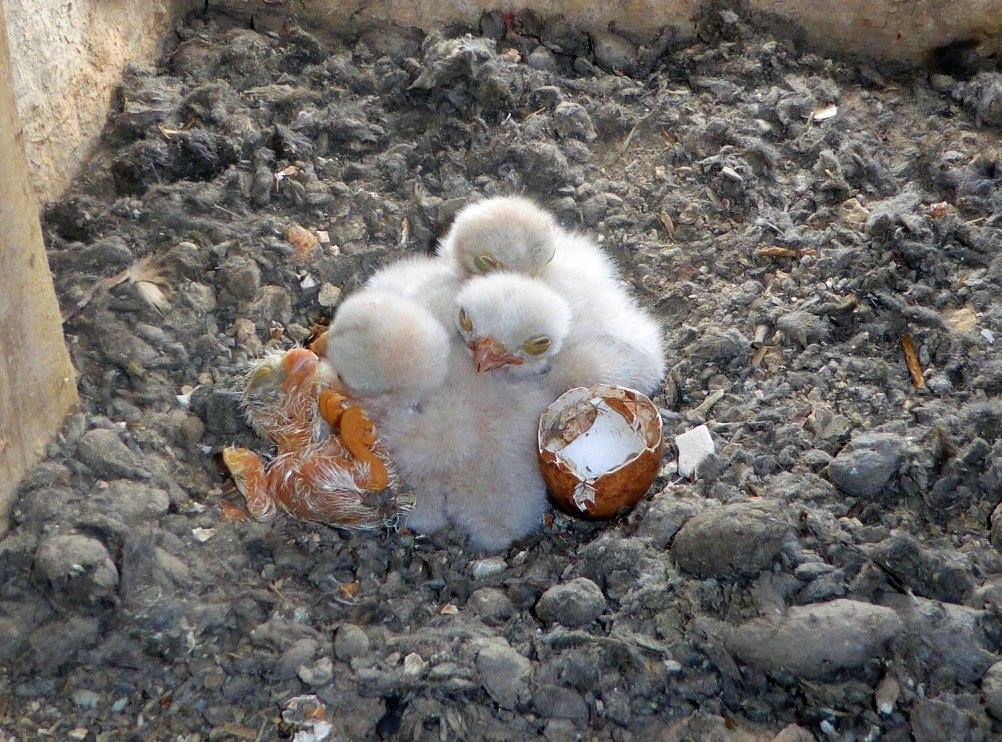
456,272,665,397
438,195,559,276
325,290,550,552
363,254,461,329
438,195,621,297
454,272,572,379
443,197,665,393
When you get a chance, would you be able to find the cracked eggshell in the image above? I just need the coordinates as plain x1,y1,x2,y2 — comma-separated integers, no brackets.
538,384,663,520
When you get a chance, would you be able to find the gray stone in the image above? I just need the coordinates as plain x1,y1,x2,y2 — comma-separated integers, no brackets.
580,193,608,226
468,588,514,624
99,480,170,523
218,255,260,300
802,449,833,470
688,328,750,366
119,529,191,616
476,641,532,709
26,615,100,675
806,404,850,440
991,502,1002,552
711,599,902,678
77,428,149,480
527,45,558,73
970,575,1002,612
773,724,814,742
253,285,293,324
911,695,990,742
777,310,832,347
278,637,320,679
591,31,638,74
297,656,334,686
881,593,995,684
72,689,101,709
535,578,606,627
829,432,906,497
470,557,507,579
965,72,1002,128
560,650,602,691
635,495,706,549
334,623,370,660
33,534,119,610
79,236,134,270
867,534,972,602
534,684,589,721
930,73,957,93
671,501,790,578
542,718,578,742
793,560,835,581
927,374,954,395
553,102,596,141
983,661,1002,719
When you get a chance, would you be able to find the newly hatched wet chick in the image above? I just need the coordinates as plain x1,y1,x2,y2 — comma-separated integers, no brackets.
325,290,550,552
223,347,389,527
456,271,665,397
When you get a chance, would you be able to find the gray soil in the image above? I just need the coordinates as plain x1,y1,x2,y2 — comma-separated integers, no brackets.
3,5,1002,740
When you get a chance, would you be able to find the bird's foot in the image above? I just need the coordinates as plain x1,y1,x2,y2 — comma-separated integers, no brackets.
221,446,278,522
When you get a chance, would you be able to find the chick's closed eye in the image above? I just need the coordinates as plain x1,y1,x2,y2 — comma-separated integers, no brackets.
473,253,502,273
523,335,551,355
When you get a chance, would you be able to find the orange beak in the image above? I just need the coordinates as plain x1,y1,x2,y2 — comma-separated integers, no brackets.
470,337,523,373
280,348,319,393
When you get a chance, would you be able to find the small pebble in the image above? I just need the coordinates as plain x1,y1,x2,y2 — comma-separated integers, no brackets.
470,557,507,579
535,578,606,627
334,624,369,660
72,689,100,709
191,527,216,542
318,283,342,307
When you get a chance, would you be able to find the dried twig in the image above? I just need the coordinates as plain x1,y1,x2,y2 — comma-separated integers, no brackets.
901,334,926,390
756,246,818,259
619,110,656,157
691,388,725,417
750,323,771,368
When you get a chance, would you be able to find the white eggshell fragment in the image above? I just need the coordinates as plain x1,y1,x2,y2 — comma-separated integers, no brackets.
675,424,715,479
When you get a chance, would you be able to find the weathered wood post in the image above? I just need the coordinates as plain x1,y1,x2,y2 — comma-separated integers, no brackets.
0,0,78,534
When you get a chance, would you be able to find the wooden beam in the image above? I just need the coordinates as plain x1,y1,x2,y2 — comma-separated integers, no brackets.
0,0,78,535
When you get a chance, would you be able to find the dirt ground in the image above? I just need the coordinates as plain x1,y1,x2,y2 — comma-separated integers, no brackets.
3,5,1002,740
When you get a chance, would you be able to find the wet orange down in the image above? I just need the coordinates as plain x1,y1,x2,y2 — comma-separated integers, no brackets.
222,348,389,526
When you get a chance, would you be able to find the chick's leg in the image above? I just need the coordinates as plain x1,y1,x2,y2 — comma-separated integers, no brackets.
221,446,277,522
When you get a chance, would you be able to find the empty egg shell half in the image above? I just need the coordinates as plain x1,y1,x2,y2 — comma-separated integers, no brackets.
537,384,664,519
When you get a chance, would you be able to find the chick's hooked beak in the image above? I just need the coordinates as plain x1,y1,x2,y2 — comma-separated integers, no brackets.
279,348,319,393
469,337,524,373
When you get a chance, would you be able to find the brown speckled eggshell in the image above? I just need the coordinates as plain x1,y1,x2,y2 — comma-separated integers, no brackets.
537,385,664,520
